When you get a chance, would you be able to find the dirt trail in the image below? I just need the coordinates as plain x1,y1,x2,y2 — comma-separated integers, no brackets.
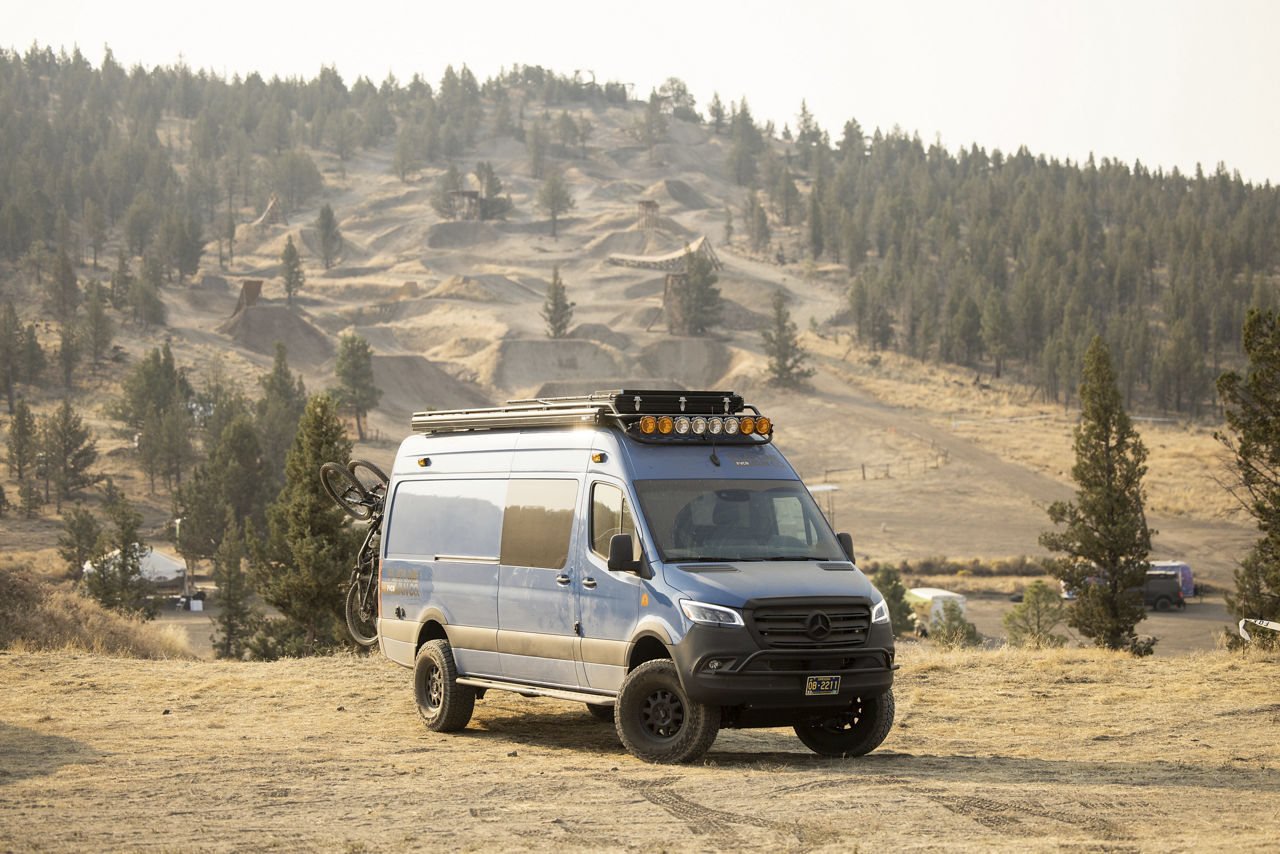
2,649,1277,852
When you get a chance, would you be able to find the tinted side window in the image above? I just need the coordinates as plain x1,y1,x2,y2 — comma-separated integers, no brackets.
385,479,504,558
500,479,578,569
590,482,640,560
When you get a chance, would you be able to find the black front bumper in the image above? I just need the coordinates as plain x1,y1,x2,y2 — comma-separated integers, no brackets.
670,620,896,709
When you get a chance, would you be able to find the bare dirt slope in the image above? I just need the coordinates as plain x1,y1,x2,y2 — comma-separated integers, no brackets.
2,648,1277,852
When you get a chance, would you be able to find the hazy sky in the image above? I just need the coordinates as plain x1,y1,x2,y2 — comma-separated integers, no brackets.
9,0,1279,184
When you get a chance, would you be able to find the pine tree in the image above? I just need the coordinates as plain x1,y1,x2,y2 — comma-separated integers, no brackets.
762,288,815,386
332,333,381,441
871,564,914,636
58,504,102,581
251,394,358,653
536,169,575,238
85,479,156,619
211,512,254,660
1040,336,1154,655
315,204,342,269
6,398,38,481
429,163,463,219
1003,580,1068,648
280,235,304,307
1216,308,1280,645
541,266,574,339
83,285,114,369
667,247,722,336
41,400,100,511
0,301,18,413
255,342,308,489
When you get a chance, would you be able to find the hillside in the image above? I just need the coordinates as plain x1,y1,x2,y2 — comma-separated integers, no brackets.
0,53,1267,600
2,647,1277,852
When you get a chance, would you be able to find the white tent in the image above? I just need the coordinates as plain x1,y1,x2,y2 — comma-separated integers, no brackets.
83,549,187,584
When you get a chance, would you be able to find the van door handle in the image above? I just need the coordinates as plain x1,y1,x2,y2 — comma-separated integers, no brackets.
555,574,571,586
582,577,597,589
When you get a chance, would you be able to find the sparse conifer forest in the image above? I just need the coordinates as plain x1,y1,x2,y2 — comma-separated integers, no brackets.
0,42,1277,662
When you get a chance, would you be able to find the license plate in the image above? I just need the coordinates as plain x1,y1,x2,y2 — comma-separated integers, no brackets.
805,675,840,696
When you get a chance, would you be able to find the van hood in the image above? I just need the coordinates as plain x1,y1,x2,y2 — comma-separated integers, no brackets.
661,560,878,606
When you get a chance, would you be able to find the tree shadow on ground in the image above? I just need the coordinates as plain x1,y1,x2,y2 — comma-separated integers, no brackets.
0,721,100,785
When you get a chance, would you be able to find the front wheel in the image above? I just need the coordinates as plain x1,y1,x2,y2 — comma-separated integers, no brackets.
345,581,378,647
615,660,718,763
793,690,895,757
414,639,475,732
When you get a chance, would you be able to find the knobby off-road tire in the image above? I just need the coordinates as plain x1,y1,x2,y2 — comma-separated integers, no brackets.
320,462,373,520
414,639,475,732
586,703,615,723
345,582,379,648
1154,596,1174,612
793,690,895,757
615,659,719,763
347,459,389,506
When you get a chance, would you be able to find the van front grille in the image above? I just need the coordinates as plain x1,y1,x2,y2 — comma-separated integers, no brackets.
747,600,871,649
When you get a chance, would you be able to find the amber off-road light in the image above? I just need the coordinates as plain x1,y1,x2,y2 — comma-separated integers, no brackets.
657,416,674,434
639,416,657,434
739,416,756,435
754,416,772,436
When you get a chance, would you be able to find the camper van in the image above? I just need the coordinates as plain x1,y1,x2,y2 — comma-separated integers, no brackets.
375,390,897,763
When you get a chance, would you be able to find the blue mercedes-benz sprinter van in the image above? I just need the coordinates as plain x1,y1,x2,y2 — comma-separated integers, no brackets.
376,390,896,763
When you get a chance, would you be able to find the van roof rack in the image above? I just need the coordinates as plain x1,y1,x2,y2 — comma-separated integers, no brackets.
410,389,768,443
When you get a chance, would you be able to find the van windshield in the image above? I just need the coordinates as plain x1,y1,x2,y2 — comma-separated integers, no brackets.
633,479,845,562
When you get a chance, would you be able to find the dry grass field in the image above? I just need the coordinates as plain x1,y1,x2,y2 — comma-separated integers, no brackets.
2,647,1277,852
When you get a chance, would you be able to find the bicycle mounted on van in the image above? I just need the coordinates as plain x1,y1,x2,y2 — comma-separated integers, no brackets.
332,389,897,763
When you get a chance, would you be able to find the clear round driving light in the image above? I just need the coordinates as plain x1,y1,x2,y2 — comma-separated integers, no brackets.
675,416,691,434
724,417,740,435
691,417,708,435
708,417,724,435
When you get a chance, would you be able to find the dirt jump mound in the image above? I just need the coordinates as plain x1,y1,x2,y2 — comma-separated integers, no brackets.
476,339,625,393
638,338,731,389
426,221,503,249
216,304,334,366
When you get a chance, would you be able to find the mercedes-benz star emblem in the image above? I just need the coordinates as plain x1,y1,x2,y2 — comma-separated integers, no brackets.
806,611,832,640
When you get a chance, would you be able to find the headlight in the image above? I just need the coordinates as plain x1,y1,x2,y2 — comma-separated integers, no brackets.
870,597,890,624
680,600,744,627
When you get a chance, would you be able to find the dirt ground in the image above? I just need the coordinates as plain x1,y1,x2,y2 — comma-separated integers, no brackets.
2,648,1277,852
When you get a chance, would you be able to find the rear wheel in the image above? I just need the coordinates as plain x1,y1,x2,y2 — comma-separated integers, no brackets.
414,639,475,732
320,462,373,520
345,581,378,647
1154,596,1173,612
793,690,895,757
615,660,718,763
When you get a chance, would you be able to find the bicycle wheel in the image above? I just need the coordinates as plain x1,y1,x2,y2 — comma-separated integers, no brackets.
348,460,389,508
320,461,373,520
345,580,379,647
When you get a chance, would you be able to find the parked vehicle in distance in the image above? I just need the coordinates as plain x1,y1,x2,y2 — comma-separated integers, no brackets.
365,390,897,764
1149,560,1195,600
904,587,966,636
1060,564,1187,611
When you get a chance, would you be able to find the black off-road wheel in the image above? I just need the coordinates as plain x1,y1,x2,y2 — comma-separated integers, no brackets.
793,690,895,757
345,582,379,648
320,461,373,520
586,703,615,723
414,639,475,732
1154,596,1174,612
614,659,719,763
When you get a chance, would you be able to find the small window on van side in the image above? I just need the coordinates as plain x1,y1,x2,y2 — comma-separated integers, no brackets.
590,482,640,560
500,479,578,569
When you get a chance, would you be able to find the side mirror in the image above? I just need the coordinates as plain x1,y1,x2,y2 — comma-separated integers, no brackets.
608,534,651,578
837,532,856,563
